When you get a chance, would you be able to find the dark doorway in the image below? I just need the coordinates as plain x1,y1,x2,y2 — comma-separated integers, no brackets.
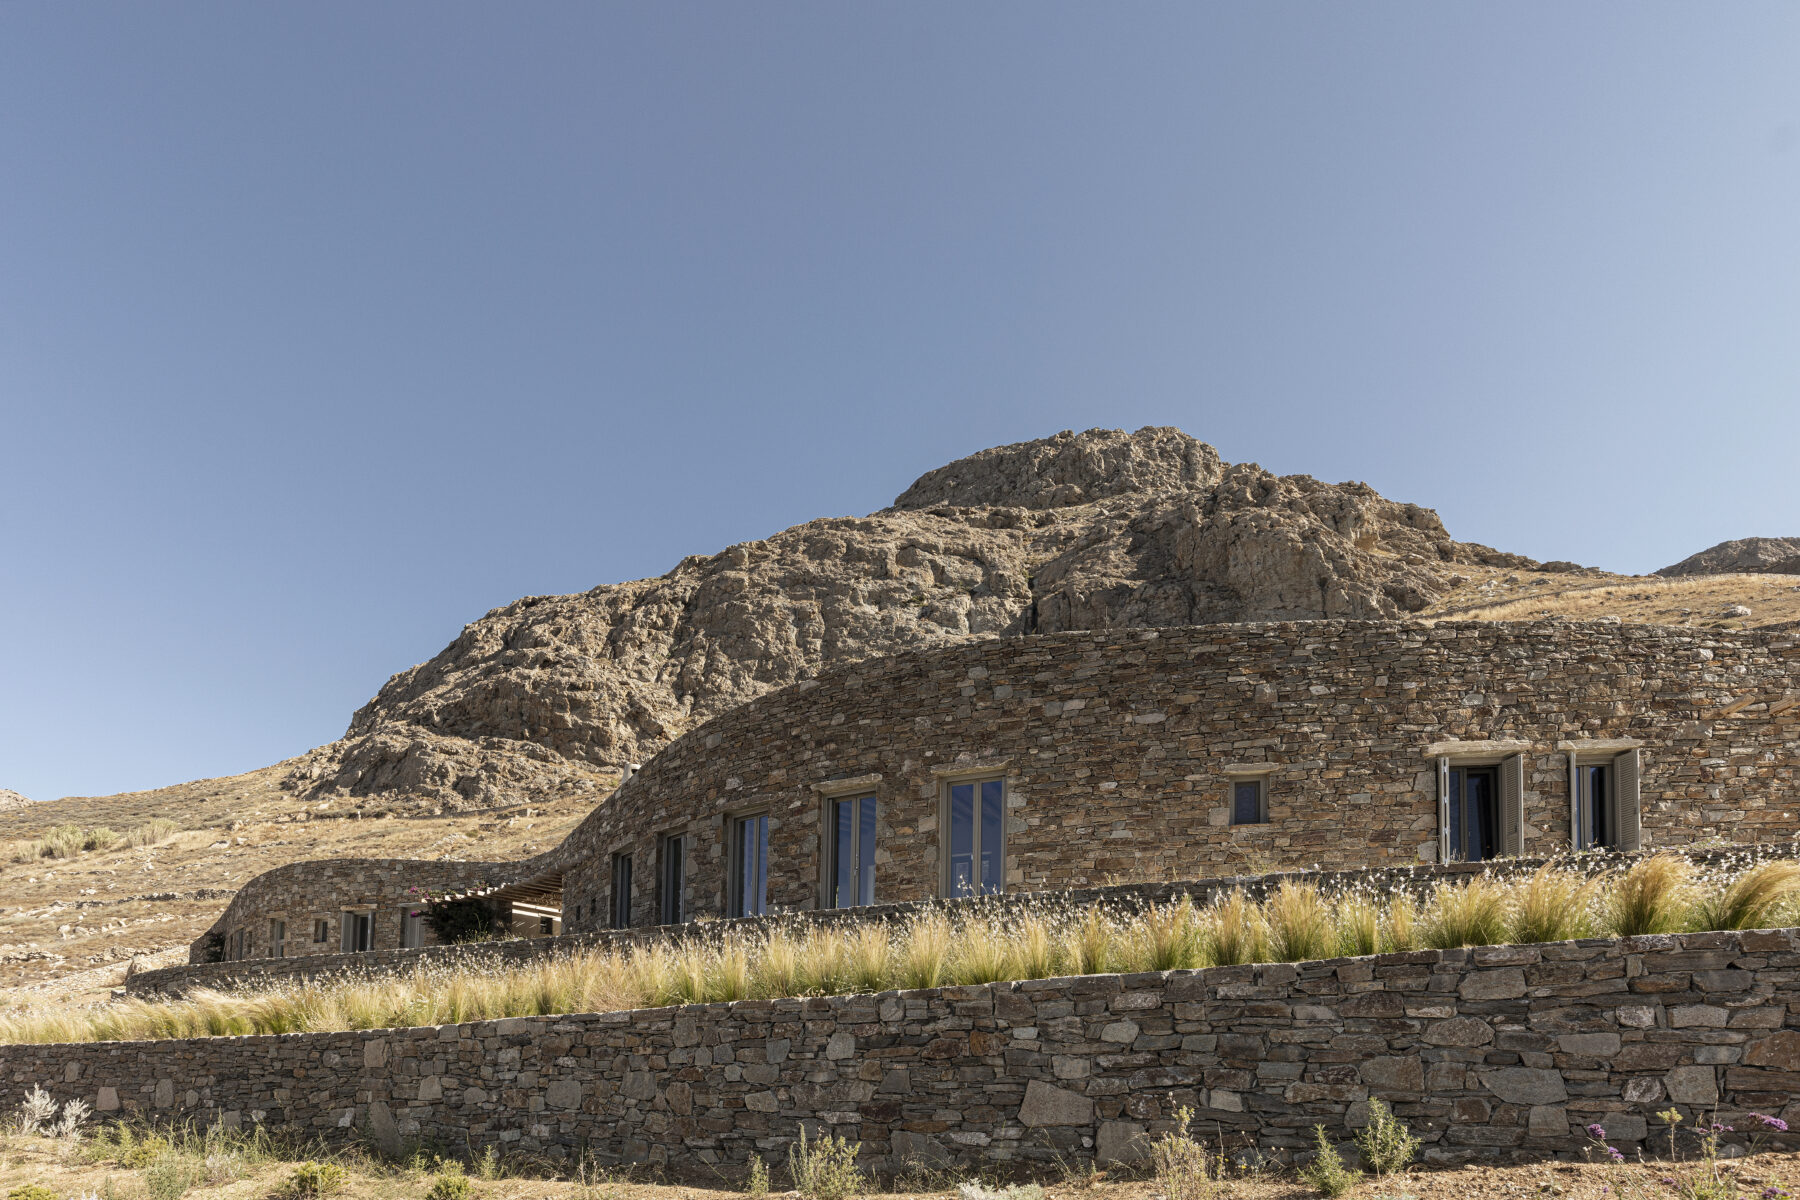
1448,766,1498,862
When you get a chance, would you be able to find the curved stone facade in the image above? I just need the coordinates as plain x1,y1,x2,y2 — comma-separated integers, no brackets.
196,620,1800,963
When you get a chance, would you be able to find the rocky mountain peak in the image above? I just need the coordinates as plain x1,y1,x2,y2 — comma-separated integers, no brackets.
1658,537,1800,577
0,789,35,813
890,426,1224,511
280,426,1534,812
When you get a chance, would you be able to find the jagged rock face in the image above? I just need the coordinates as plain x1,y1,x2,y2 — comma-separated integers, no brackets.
0,790,33,813
1659,537,1800,577
288,427,1535,810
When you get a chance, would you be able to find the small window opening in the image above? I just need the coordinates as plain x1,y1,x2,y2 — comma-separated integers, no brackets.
269,919,285,959
659,835,686,924
1231,778,1268,825
944,778,1005,898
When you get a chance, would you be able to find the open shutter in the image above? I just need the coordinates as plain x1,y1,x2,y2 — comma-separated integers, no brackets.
1614,748,1642,851
1500,753,1524,857
1437,756,1452,863
1567,751,1582,850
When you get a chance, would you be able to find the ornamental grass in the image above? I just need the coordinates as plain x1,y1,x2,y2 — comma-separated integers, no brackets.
4,852,1800,1046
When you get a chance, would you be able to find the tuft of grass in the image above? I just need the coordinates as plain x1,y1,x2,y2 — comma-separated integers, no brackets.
1128,897,1207,972
1334,894,1380,958
894,913,951,990
1608,853,1696,936
1266,882,1335,963
1691,859,1800,932
1205,891,1266,966
1422,876,1510,949
1057,907,1114,977
1510,865,1601,944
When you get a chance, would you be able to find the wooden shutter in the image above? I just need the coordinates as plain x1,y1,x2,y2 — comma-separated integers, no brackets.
1500,753,1525,857
1614,748,1642,852
1437,756,1452,863
1567,751,1581,850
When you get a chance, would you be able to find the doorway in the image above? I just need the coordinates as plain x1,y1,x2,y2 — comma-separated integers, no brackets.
1447,766,1498,862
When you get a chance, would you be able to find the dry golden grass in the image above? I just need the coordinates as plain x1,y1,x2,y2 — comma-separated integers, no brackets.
1428,569,1800,628
6,855,1798,1047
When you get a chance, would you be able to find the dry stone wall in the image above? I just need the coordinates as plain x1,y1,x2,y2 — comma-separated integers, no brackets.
555,620,1800,934
15,927,1800,1176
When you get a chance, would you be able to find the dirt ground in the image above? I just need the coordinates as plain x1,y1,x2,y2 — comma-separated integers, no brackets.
5,1127,1800,1200
0,762,598,1000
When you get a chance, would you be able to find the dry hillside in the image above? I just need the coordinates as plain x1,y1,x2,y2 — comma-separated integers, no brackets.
3,425,1794,999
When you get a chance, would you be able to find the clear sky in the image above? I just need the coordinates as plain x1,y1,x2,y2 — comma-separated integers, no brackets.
3,4,1797,803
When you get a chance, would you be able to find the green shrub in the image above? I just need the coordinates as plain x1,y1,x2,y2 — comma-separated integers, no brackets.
788,1128,861,1200
426,1170,473,1200
276,1161,347,1199
1298,1125,1360,1197
8,1186,59,1200
121,1130,174,1168
1353,1098,1420,1177
745,1154,770,1197
143,1153,207,1200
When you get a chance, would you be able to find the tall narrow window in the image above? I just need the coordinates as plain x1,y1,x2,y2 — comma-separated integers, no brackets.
269,919,285,959
828,794,878,908
399,906,424,949
944,778,1005,898
659,835,686,924
1443,766,1499,862
1231,779,1267,825
611,853,633,928
1574,764,1612,850
340,910,372,952
731,813,770,917
312,918,330,945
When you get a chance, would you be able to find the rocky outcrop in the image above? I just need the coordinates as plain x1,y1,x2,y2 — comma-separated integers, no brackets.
0,790,33,813
1659,537,1800,577
283,427,1537,811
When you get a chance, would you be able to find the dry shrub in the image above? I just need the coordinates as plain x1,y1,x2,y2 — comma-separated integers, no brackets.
1205,891,1266,965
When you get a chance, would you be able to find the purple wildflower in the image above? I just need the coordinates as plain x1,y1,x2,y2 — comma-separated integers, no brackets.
1751,1113,1790,1133
1607,1146,1625,1163
1762,1188,1785,1200
1588,1124,1608,1140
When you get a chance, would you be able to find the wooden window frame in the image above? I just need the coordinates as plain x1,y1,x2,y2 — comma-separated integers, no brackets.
728,810,771,918
938,774,1006,899
610,852,634,929
657,834,687,925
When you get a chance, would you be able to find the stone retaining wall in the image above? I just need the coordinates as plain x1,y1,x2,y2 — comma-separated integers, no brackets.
22,927,1800,1176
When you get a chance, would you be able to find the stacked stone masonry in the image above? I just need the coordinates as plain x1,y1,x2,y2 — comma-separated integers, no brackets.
17,928,1800,1175
197,620,1800,964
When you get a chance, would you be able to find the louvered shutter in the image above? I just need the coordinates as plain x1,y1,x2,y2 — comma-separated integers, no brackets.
1567,751,1581,850
1500,753,1524,857
1614,748,1642,852
1437,756,1452,863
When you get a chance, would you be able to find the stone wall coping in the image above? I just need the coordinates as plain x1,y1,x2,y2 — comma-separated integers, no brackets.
927,759,1013,777
810,773,884,795
1423,738,1536,759
1556,738,1647,753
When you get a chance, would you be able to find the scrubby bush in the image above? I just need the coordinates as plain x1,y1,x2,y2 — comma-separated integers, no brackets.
1353,1098,1420,1177
789,1128,860,1200
1298,1125,1360,1197
276,1161,347,1199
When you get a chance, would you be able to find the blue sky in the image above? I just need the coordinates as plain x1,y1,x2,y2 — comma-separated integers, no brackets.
3,4,1797,802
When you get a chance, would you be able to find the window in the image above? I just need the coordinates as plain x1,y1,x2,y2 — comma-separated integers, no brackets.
269,919,285,959
730,813,770,917
1445,765,1499,862
312,918,330,945
611,853,633,929
1437,754,1524,863
827,794,878,908
943,777,1005,898
340,910,373,952
231,929,248,960
658,835,686,924
400,906,424,949
1230,779,1267,825
1574,764,1612,850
